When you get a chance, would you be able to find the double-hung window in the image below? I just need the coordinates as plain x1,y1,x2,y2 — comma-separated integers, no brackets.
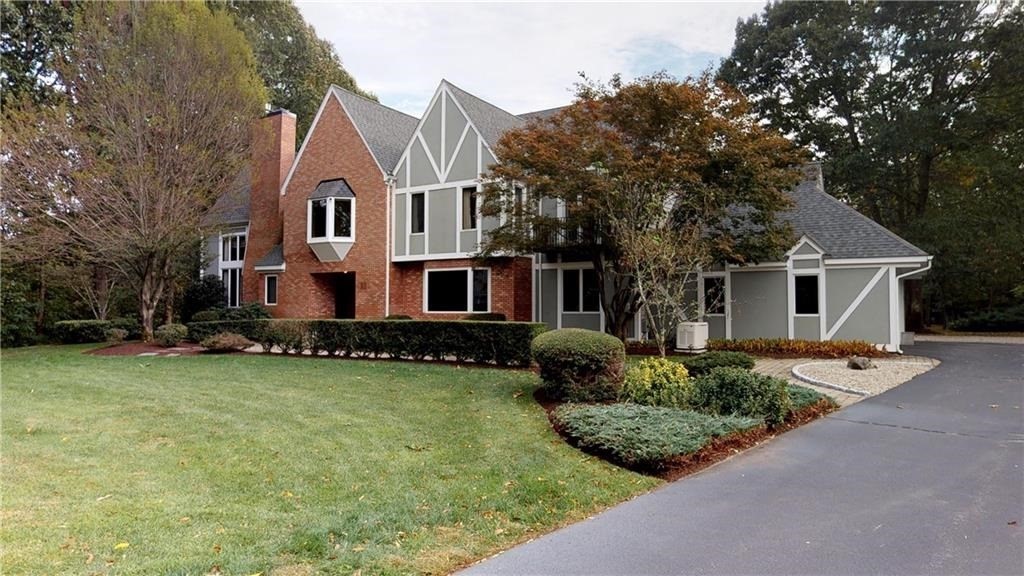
264,275,278,306
220,232,246,308
308,197,355,242
411,192,425,234
461,187,477,230
562,268,600,313
424,268,489,313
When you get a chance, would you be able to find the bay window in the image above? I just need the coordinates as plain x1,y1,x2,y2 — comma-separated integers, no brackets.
308,197,355,242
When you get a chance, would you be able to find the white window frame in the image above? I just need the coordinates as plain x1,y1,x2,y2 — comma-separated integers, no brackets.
307,197,356,243
460,186,478,231
219,230,246,308
410,192,426,235
422,267,491,314
700,273,727,317
560,268,600,314
264,274,278,306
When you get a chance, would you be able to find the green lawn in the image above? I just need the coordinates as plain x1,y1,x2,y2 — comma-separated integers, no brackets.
1,346,659,575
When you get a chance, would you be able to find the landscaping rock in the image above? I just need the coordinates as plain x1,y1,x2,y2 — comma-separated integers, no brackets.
847,356,876,370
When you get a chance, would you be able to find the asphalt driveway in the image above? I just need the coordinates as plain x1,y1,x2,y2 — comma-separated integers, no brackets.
462,342,1024,575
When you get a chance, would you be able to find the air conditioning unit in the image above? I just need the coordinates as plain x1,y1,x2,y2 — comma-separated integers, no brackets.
676,322,709,353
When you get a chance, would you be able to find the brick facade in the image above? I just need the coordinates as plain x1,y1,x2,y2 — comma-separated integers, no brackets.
389,257,533,321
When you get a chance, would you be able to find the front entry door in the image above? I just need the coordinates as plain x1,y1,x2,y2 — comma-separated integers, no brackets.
334,273,356,319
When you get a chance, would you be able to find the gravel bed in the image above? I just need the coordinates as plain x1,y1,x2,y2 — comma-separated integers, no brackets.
792,359,938,396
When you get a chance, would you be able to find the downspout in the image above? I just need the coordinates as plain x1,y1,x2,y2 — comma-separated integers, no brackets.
384,174,396,317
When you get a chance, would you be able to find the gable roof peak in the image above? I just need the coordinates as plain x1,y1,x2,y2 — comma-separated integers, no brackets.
441,80,525,149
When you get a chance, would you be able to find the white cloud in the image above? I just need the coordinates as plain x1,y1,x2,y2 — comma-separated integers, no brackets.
296,1,763,117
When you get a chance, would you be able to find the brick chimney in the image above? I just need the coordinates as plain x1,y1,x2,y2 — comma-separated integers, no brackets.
244,109,296,303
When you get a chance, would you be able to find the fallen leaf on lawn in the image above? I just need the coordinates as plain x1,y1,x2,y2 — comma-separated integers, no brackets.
495,528,505,535
114,542,129,550
85,553,94,564
212,544,221,554
180,516,190,523
352,545,366,552
96,494,112,502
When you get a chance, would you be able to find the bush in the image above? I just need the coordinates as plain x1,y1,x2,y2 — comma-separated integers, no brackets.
106,328,129,343
200,332,254,353
693,367,791,427
384,314,412,320
190,309,223,323
553,403,760,468
679,351,755,376
1,278,37,348
709,338,884,358
154,323,188,347
185,319,547,367
463,313,506,321
53,320,111,344
787,384,836,412
109,317,142,340
621,357,693,408
532,329,625,402
949,304,1024,332
182,275,225,323
222,303,272,321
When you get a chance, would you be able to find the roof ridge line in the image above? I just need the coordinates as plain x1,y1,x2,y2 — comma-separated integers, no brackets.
330,84,420,121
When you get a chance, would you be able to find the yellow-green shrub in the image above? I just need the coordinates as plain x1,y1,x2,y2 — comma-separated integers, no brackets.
621,357,693,408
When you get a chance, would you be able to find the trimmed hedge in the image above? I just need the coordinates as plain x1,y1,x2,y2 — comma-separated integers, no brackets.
621,357,693,408
186,319,546,367
53,320,111,344
463,313,506,321
679,351,755,376
531,328,625,402
553,403,760,468
709,338,885,358
693,367,791,427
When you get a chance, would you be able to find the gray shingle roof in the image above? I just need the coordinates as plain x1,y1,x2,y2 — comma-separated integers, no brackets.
203,167,250,226
309,178,355,200
444,81,526,149
518,106,567,122
781,165,928,260
255,244,284,268
332,86,419,174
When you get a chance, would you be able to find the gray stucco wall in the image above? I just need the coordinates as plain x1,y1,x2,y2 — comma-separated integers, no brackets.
409,233,425,255
444,97,468,163
460,230,477,253
447,132,479,182
707,316,726,339
793,259,820,269
562,313,601,331
428,188,456,254
830,268,890,343
409,140,438,187
540,270,558,329
482,147,497,172
730,270,788,339
825,268,879,328
421,100,443,169
794,316,819,340
793,243,821,256
395,159,408,188
393,194,407,256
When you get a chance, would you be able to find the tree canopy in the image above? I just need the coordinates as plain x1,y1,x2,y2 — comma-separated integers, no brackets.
482,73,805,338
719,1,1024,320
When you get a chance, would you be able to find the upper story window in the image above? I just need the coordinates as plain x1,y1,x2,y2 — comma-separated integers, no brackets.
308,197,355,242
461,187,477,230
221,233,246,263
563,268,600,313
411,192,425,234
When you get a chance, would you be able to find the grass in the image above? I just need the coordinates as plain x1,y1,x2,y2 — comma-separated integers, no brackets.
1,346,659,575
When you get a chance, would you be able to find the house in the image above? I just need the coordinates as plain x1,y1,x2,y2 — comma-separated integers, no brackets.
204,81,932,352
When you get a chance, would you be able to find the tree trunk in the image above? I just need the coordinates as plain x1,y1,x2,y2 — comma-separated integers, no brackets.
138,256,169,341
164,280,175,325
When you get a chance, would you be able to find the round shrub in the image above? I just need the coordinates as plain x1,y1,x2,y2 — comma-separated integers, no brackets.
693,367,791,427
109,317,142,340
680,350,755,376
154,323,188,347
621,357,693,408
531,328,625,402
200,332,253,353
191,309,223,323
106,328,129,343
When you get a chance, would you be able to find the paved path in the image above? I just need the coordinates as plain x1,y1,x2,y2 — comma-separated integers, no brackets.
461,342,1024,575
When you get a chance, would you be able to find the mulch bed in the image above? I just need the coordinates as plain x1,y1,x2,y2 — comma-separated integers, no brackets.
535,388,836,482
88,342,205,356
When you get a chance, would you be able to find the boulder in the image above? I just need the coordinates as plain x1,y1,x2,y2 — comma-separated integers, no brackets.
847,356,876,370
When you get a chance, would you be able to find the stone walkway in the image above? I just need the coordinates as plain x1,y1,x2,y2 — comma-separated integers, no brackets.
753,355,938,407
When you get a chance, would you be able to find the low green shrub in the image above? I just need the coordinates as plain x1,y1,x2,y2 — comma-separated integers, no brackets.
709,338,884,358
949,304,1024,332
621,357,693,408
222,303,271,321
383,314,412,320
106,328,129,343
109,317,142,340
787,384,836,412
679,351,755,376
693,367,791,427
463,313,506,321
185,319,546,367
190,309,223,323
53,320,111,344
531,329,625,402
553,403,760,468
200,332,253,353
154,323,188,347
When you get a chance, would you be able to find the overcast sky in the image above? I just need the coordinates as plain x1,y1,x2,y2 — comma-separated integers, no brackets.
295,2,764,117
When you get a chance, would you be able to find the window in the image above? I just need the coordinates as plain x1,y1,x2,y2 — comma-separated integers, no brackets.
513,186,525,222
310,200,328,238
461,187,477,230
411,192,425,234
425,268,489,313
264,275,278,306
704,277,725,315
221,233,246,263
795,275,819,315
222,268,242,308
562,268,600,313
333,198,352,238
